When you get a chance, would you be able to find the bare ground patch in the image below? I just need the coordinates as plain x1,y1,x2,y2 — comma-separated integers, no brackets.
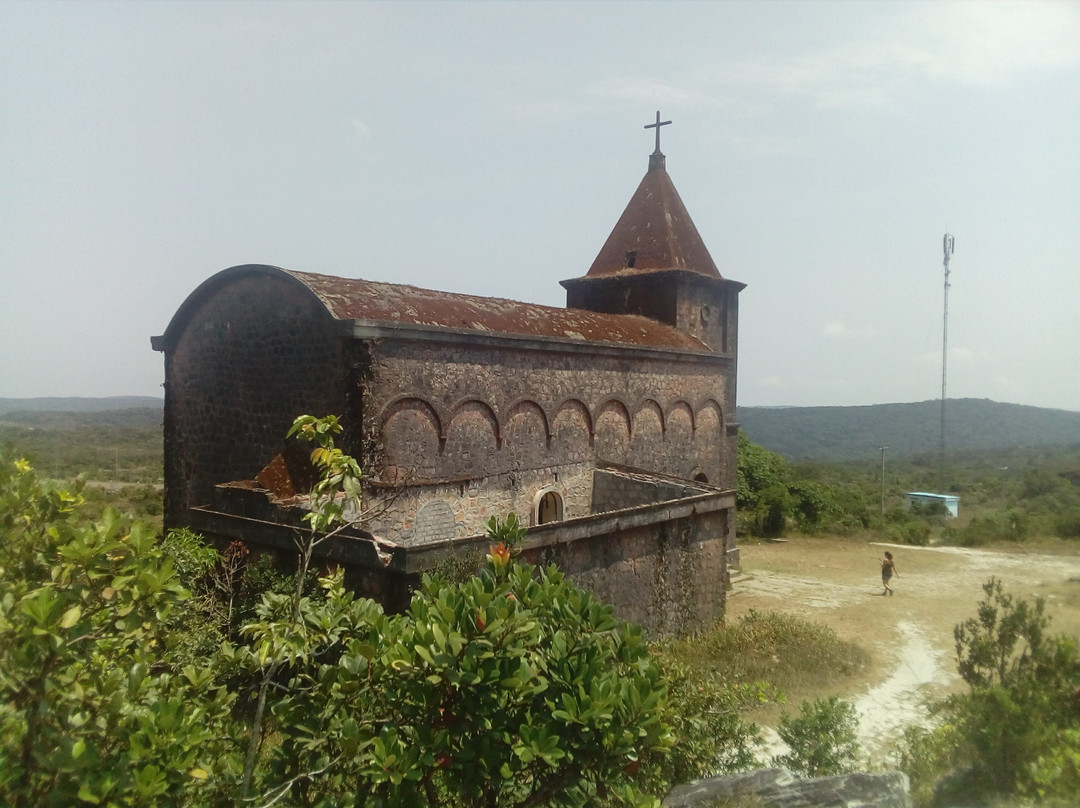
727,537,1080,763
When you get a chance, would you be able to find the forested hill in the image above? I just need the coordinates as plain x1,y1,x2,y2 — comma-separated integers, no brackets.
0,396,162,416
0,398,163,430
3,396,1077,466
737,398,1080,463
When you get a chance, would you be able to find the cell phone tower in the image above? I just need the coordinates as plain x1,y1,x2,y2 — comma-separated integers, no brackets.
940,233,955,493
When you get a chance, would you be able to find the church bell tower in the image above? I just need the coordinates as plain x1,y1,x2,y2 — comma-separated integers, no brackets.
561,112,744,357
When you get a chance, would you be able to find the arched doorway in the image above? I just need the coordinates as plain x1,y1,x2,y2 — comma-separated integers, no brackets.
536,489,563,525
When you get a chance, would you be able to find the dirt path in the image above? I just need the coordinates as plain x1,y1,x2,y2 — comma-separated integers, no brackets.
727,537,1080,763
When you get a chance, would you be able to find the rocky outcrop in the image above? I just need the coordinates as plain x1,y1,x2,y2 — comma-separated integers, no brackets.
663,767,913,808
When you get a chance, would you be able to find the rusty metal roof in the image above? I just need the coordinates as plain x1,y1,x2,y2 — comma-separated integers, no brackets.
285,269,707,350
584,159,721,279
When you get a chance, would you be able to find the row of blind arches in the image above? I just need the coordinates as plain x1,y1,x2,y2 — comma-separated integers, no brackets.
378,393,727,484
377,394,726,448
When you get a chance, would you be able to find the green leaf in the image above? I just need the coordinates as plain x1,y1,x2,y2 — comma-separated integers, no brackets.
60,604,82,628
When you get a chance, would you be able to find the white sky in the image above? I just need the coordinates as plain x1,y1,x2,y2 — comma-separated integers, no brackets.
2,1,1078,411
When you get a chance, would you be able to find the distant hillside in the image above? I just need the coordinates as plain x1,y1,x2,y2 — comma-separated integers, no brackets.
0,398,163,483
1,408,163,429
737,399,1080,463
0,396,162,416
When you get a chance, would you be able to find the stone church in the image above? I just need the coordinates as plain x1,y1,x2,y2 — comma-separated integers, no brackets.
152,123,745,634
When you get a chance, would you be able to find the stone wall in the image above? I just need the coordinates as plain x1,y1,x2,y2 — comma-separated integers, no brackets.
562,271,742,363
363,462,595,545
591,467,706,514
159,274,353,524
157,269,741,632
365,336,736,491
520,498,731,635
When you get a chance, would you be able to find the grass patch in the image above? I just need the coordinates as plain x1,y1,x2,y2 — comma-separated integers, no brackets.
78,483,164,535
652,609,870,778
661,608,871,731
669,609,869,693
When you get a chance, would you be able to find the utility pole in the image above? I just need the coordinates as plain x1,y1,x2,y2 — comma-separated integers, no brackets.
940,234,954,494
880,445,889,518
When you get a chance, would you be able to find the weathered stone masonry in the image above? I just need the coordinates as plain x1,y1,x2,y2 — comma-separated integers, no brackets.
154,143,745,634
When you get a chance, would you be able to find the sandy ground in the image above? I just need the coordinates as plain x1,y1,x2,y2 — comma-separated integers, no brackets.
726,537,1080,764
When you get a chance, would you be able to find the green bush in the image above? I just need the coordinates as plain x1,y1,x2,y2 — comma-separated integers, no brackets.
886,519,931,546
950,509,1029,546
648,654,766,784
240,553,673,807
2,426,682,807
898,721,963,808
1029,728,1080,804
0,450,240,807
1056,506,1080,539
772,696,860,777
901,578,1080,803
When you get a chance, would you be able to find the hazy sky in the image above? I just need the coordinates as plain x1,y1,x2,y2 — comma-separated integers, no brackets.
2,1,1078,411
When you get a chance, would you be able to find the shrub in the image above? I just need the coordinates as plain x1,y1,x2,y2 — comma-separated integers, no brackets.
950,509,1028,546
886,519,931,546
1056,506,1080,539
772,696,860,777
647,654,766,784
247,554,674,807
0,450,240,806
2,433,677,806
883,506,931,546
901,578,1080,802
898,721,963,808
1029,728,1080,804
704,609,869,687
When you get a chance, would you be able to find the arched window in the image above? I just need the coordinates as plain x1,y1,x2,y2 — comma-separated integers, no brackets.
693,472,709,484
536,489,563,525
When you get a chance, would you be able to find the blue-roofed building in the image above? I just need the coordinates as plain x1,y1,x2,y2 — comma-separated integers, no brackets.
905,492,960,518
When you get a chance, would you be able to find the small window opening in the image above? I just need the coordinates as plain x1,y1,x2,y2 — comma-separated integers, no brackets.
625,250,637,268
693,472,709,484
537,491,562,525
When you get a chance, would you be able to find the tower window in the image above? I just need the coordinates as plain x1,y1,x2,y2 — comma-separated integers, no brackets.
625,251,637,268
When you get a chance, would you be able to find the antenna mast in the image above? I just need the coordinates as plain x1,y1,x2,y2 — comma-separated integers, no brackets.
940,233,955,493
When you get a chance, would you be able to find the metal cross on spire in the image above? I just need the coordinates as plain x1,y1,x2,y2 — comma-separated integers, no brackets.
644,111,672,155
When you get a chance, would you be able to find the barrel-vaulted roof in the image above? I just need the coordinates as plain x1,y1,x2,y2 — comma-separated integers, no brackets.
584,157,721,280
154,265,709,352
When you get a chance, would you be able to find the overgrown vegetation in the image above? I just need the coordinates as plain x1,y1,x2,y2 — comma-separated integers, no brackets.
665,609,869,692
773,697,860,777
0,407,163,484
0,438,679,806
2,416,882,806
11,401,1080,803
657,609,868,782
900,578,1080,806
737,430,1080,545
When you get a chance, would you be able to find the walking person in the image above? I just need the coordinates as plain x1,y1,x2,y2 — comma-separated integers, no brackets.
880,551,898,596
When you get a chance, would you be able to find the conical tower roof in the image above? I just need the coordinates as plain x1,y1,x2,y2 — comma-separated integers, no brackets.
585,150,721,279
